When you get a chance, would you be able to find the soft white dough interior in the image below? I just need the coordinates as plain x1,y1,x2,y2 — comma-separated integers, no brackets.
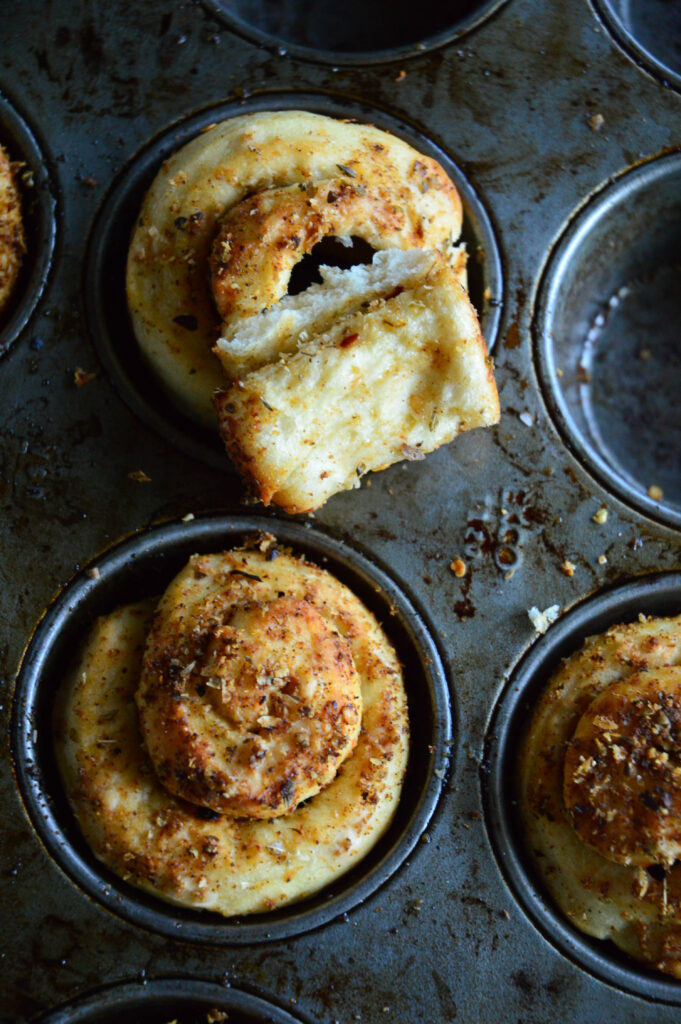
214,246,466,379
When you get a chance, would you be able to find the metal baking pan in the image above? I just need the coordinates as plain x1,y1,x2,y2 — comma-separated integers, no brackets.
2,0,681,1020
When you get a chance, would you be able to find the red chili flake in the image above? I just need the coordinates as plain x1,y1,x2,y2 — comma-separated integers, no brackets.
339,333,359,348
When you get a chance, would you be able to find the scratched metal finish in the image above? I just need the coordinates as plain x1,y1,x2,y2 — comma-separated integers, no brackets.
1,0,681,1021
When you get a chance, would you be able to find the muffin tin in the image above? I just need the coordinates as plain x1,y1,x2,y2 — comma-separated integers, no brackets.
2,0,681,1021
0,90,56,358
14,515,450,943
37,977,307,1024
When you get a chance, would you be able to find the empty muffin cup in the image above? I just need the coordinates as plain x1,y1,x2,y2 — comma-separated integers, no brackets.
85,91,502,471
203,0,509,65
36,977,304,1023
594,0,681,91
0,91,56,356
12,514,451,943
534,152,681,530
483,570,681,1001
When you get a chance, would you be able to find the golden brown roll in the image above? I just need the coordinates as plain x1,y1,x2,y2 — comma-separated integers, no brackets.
127,109,499,512
55,538,409,916
520,613,681,976
215,252,499,514
126,110,464,430
0,143,25,319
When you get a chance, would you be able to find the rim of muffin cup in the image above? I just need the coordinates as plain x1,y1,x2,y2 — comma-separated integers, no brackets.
591,0,681,92
84,88,503,472
0,88,57,358
202,0,510,66
482,570,681,1002
34,976,307,1023
12,513,453,944
533,151,681,532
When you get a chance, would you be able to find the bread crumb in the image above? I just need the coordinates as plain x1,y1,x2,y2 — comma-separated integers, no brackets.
588,113,604,131
598,554,607,565
449,557,466,578
528,604,560,634
395,69,406,82
86,566,100,580
128,469,151,483
592,507,608,524
74,367,96,387
562,560,575,577
648,484,663,501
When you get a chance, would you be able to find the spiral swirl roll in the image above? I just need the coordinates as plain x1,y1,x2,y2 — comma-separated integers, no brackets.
520,613,681,976
126,110,463,430
55,538,409,917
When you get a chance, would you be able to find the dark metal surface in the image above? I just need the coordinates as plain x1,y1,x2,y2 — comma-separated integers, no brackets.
2,0,681,1021
202,0,510,66
534,152,681,530
37,977,309,1023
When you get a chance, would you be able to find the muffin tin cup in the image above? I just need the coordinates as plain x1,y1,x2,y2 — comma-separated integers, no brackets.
203,0,510,66
483,571,681,1003
533,151,681,531
0,89,57,357
593,0,681,92
84,88,503,471
36,977,307,1023
12,513,452,944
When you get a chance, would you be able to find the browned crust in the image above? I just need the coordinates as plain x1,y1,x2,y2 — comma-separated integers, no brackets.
214,389,287,510
210,159,458,325
138,585,363,819
0,144,25,318
563,668,681,868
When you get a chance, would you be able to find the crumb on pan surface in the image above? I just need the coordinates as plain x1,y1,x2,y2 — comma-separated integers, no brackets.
0,143,25,319
54,537,409,916
519,613,681,976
